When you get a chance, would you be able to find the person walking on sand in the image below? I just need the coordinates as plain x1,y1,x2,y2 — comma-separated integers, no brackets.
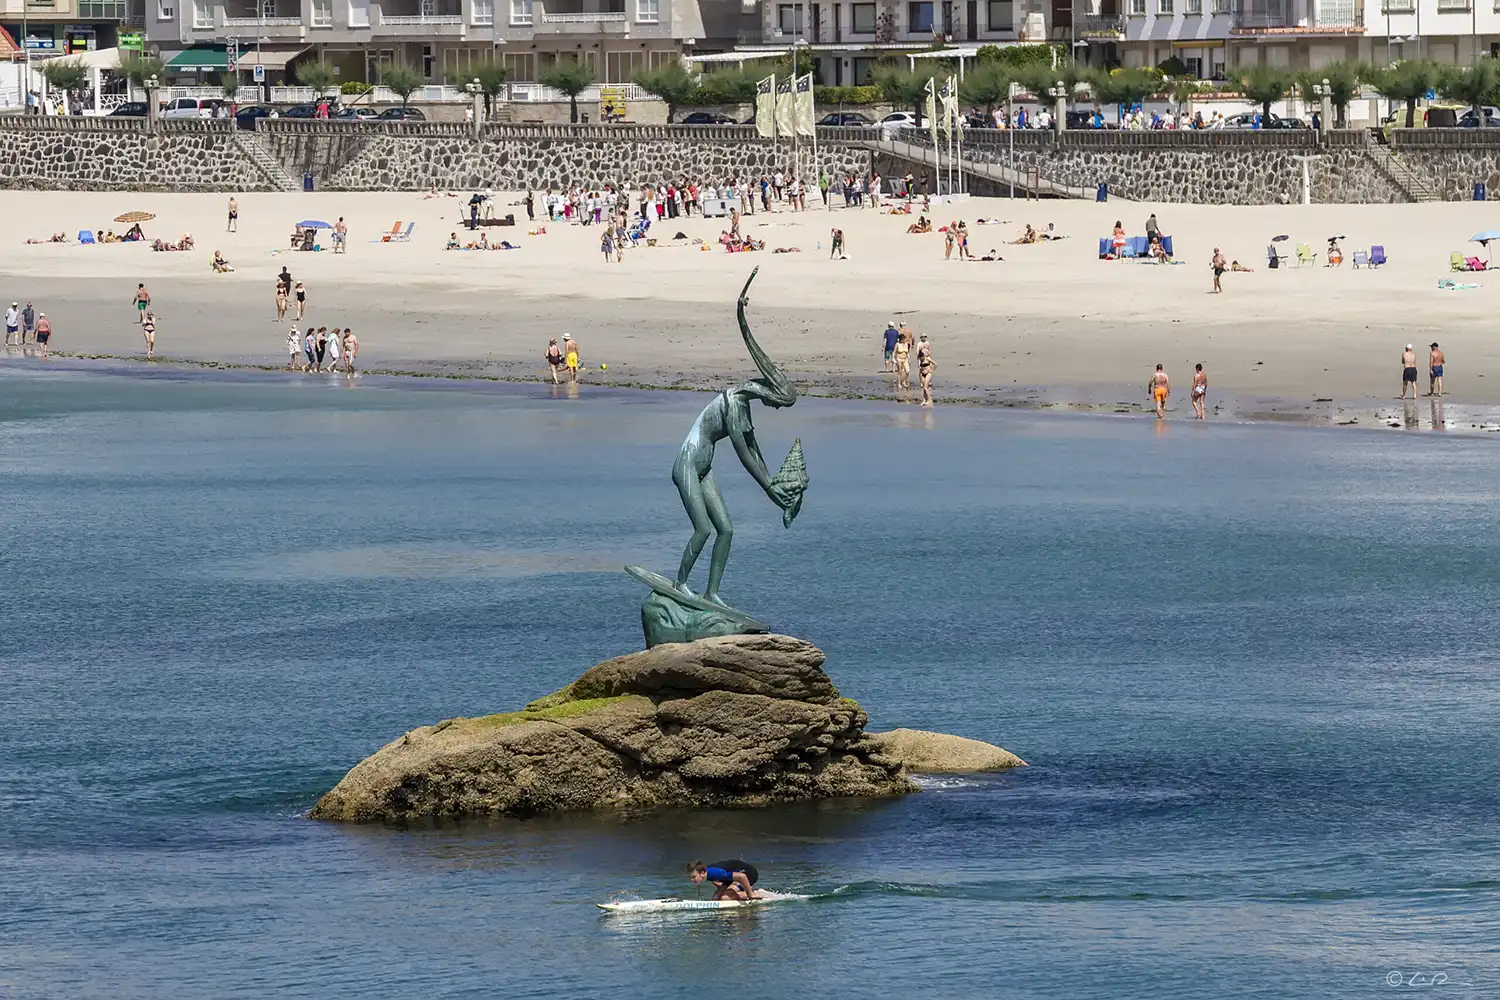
325,323,340,371
304,328,317,373
944,222,956,261
1211,248,1226,293
1191,363,1207,419
286,327,301,370
917,335,935,407
274,281,289,321
1149,364,1170,418
142,311,157,360
882,320,900,372
227,196,238,233
4,302,18,346
830,227,845,260
333,217,347,254
893,328,912,391
133,283,151,325
564,334,580,382
315,327,328,371
1428,342,1445,396
21,301,36,345
34,312,51,359
545,337,565,383
343,328,358,374
1401,344,1419,400
293,281,307,321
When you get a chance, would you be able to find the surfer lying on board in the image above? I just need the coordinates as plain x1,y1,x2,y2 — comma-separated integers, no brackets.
688,860,761,901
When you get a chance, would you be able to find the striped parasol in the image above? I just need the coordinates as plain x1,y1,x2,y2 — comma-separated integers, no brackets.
115,211,155,223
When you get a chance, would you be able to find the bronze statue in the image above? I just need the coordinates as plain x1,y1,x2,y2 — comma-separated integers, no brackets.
626,267,807,647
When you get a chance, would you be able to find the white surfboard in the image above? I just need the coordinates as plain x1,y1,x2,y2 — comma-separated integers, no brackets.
598,892,798,913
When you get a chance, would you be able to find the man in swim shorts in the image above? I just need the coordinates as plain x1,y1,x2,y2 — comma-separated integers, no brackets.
563,334,580,382
1149,364,1170,418
133,283,151,325
687,860,760,901
1428,342,1444,397
1191,363,1207,420
1401,344,1418,400
882,320,899,371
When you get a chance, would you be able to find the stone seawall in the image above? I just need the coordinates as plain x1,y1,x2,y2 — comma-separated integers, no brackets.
0,119,273,192
262,122,875,192
1392,130,1500,201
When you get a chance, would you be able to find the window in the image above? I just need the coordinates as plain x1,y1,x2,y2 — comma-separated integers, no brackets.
1157,0,1172,11
192,0,210,26
1436,0,1468,9
852,56,877,83
1130,0,1145,12
157,0,174,17
470,0,492,22
348,0,369,26
985,0,1011,28
501,52,535,81
851,2,876,30
311,0,332,25
778,3,805,31
509,0,531,21
1380,0,1411,9
636,0,658,20
1185,0,1201,11
1212,0,1229,9
80,0,127,16
907,0,933,30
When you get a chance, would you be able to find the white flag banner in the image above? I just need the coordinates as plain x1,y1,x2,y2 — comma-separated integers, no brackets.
941,75,959,137
794,73,815,137
755,75,776,138
775,75,795,139
924,77,938,148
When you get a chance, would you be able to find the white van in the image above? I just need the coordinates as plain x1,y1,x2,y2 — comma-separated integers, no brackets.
161,97,225,119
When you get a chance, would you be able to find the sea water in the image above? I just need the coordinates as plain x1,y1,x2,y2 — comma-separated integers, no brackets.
2,365,1498,999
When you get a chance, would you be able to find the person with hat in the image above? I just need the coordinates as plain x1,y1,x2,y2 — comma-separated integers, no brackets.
4,302,18,346
1428,342,1445,397
563,334,580,383
1401,344,1419,400
882,319,900,372
545,337,564,384
34,312,51,359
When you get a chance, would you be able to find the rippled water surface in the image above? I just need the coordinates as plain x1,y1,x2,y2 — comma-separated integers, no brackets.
2,365,1498,999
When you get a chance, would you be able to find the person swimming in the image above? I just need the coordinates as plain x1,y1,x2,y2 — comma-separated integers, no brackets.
687,859,761,901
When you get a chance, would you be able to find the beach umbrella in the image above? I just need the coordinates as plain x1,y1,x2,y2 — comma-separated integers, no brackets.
1471,230,1500,265
115,211,155,223
296,220,332,230
1271,234,1289,242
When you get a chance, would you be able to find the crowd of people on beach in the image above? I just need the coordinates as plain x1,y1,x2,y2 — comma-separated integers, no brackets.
4,300,52,358
285,325,358,374
879,319,936,407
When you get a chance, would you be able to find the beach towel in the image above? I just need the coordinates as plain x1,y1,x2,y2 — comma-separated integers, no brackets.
78,230,95,245
1438,279,1481,290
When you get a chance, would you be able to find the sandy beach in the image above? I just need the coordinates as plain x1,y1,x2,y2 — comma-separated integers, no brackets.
4,189,1499,431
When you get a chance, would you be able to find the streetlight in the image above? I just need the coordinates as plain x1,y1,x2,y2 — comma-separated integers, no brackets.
1048,80,1067,134
1311,77,1330,134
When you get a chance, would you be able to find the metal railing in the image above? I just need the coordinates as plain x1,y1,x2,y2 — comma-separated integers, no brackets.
222,13,303,23
1074,13,1125,35
541,9,625,19
379,11,464,22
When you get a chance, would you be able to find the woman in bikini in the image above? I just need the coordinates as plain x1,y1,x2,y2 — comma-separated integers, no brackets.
1112,221,1127,258
274,281,288,321
917,335,935,407
1191,363,1208,419
893,331,912,391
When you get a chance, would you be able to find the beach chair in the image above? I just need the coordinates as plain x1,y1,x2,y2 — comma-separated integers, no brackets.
1450,251,1467,271
1370,245,1386,267
1098,237,1111,258
78,230,95,245
1295,242,1317,267
1351,250,1369,268
379,221,405,243
1267,243,1286,269
393,222,415,242
1465,255,1487,271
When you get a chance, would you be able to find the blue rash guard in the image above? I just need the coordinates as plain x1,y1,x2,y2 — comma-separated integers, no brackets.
705,860,758,886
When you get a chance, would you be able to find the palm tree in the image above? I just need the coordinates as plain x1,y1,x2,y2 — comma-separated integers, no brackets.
633,62,698,123
1370,60,1438,129
1437,58,1500,128
1234,65,1294,125
538,59,595,124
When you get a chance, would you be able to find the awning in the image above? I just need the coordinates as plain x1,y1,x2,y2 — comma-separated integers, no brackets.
167,46,228,70
240,45,308,71
1171,39,1226,48
75,45,122,70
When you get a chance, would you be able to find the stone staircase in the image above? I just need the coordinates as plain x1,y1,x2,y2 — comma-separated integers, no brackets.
234,129,300,192
854,135,1109,200
1366,143,1441,203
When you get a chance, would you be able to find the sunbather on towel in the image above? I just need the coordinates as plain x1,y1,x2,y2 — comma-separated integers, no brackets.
446,232,462,250
906,216,932,234
1230,260,1255,272
1010,224,1038,245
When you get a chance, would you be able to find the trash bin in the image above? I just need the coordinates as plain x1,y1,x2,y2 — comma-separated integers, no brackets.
303,171,314,193
1096,182,1108,202
1475,182,1487,201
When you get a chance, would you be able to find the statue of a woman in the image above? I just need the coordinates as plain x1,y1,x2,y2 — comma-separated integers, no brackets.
671,267,798,608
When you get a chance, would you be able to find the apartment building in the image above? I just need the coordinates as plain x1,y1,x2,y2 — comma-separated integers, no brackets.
2,0,141,57
1103,0,1500,77
141,0,745,84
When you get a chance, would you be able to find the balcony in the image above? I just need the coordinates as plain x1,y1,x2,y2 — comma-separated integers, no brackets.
1230,0,1362,31
534,1,628,31
375,0,466,32
1074,12,1124,36
220,2,306,34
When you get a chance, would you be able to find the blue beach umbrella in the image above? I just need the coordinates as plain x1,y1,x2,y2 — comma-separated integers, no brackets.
1472,231,1500,265
296,220,332,230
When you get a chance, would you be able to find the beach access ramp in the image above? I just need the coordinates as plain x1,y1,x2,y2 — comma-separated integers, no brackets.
848,135,1125,201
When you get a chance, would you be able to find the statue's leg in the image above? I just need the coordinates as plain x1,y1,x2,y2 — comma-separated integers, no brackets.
700,472,733,603
673,464,713,593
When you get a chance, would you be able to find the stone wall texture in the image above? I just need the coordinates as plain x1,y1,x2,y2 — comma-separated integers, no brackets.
7,120,1500,203
0,120,272,192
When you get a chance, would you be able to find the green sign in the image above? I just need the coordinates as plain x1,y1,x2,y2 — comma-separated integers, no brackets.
119,32,144,52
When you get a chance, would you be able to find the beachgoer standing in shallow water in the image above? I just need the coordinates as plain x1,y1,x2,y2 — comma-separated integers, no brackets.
1211,248,1226,293
286,327,301,370
1191,363,1207,419
142,311,157,360
1428,342,1445,396
893,328,912,391
342,329,357,374
546,338,564,383
21,301,35,344
304,329,317,372
325,324,340,371
564,334,580,382
133,283,151,325
294,281,307,321
917,335,935,407
34,312,51,358
315,327,328,371
1401,344,1418,400
882,320,899,372
4,302,17,346
227,196,238,233
1149,364,1170,418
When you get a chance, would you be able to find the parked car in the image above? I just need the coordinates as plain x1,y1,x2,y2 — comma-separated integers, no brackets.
1458,108,1500,128
161,97,225,120
378,106,426,120
110,101,148,117
1215,111,1300,130
678,111,737,125
332,106,381,120
280,104,320,119
877,110,923,137
234,105,273,130
817,111,875,127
